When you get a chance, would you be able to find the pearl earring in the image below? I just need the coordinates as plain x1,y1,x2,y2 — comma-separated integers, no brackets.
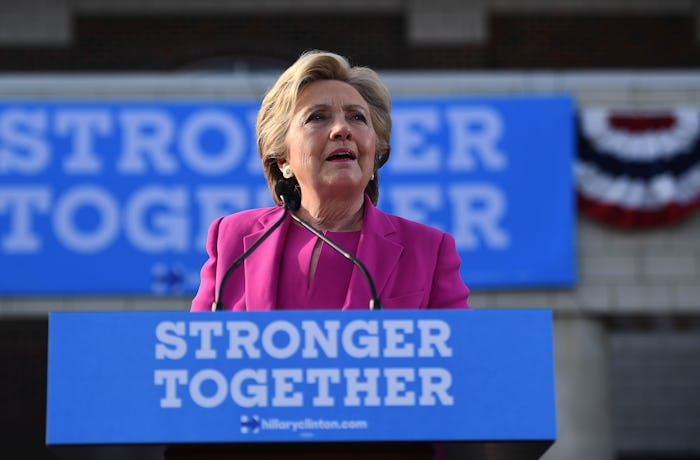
282,165,294,179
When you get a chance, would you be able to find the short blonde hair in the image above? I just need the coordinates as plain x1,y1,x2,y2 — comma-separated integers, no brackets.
256,50,392,206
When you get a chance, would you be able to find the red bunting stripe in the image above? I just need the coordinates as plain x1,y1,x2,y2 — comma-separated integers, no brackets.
578,193,700,229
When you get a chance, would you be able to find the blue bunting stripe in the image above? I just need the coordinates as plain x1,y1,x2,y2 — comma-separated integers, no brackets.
578,132,700,180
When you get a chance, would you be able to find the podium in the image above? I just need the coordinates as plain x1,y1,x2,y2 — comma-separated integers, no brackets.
46,309,556,460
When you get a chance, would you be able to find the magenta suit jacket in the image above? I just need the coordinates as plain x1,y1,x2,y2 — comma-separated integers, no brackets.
191,196,470,311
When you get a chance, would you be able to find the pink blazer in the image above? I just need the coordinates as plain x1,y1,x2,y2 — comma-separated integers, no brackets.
191,196,470,311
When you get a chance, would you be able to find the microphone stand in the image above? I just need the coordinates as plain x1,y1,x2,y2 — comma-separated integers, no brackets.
281,194,383,311
211,206,289,312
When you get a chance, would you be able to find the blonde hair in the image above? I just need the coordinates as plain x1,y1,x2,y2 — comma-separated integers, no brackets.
256,50,392,205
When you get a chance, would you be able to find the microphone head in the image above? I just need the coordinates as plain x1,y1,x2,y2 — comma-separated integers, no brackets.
275,179,301,211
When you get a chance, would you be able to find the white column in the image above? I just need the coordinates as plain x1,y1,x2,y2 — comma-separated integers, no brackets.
542,315,614,460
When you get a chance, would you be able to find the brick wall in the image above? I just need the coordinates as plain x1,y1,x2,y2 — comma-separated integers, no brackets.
609,325,700,456
0,12,698,71
490,14,699,68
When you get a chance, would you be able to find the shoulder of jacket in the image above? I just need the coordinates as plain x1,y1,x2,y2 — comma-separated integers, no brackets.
381,210,446,242
218,206,280,233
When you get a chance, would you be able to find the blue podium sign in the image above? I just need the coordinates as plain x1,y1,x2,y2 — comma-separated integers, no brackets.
46,309,556,446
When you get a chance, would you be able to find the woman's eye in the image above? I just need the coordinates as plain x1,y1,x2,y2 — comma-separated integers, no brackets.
306,112,325,122
351,113,367,122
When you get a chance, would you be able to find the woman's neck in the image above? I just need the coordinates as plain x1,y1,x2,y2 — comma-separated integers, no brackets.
297,193,365,232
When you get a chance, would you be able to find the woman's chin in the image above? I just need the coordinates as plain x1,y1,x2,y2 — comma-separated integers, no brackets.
317,176,367,196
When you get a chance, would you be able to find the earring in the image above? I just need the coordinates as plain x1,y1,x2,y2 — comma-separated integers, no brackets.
282,165,294,179
371,172,375,181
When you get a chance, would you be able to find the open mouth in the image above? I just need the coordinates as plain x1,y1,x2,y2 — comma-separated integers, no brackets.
326,150,357,161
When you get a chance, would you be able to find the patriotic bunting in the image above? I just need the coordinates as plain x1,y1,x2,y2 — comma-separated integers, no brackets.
576,107,700,228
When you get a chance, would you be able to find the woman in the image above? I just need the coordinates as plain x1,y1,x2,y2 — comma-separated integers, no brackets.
191,50,469,311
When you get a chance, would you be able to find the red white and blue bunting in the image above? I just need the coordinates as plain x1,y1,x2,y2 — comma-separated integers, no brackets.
577,107,700,228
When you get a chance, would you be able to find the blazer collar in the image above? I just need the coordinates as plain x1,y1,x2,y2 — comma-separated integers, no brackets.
341,195,404,310
242,206,289,311
242,196,404,310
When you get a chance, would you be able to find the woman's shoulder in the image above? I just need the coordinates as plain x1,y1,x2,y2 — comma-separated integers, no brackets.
216,206,282,234
373,206,449,242
223,205,279,221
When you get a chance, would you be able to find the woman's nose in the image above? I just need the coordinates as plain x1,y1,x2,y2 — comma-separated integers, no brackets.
331,118,352,140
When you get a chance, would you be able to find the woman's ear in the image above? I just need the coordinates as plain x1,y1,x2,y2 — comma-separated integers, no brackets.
278,159,294,179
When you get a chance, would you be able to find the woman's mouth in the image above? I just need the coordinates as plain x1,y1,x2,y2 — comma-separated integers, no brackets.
326,149,357,161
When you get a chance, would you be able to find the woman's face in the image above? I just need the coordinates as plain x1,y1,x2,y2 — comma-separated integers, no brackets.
282,79,377,202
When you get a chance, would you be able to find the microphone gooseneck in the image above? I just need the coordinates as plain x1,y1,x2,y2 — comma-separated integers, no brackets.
211,188,290,311
276,180,383,311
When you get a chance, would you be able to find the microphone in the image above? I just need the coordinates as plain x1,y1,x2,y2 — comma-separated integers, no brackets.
211,186,291,312
275,179,300,212
275,180,383,311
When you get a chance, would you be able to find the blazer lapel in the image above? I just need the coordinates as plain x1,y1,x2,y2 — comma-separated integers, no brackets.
243,207,290,311
342,197,403,310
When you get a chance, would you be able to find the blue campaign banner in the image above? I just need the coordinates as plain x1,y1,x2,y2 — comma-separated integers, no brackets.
46,309,556,445
0,96,575,294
